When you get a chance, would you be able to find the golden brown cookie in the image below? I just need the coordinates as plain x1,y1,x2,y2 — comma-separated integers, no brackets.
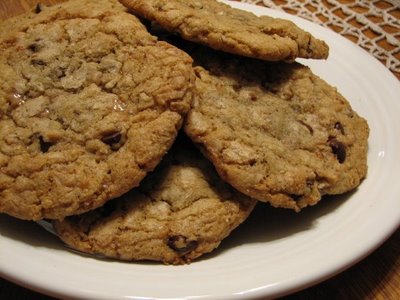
53,135,256,264
119,0,329,61
0,0,194,220
184,48,369,211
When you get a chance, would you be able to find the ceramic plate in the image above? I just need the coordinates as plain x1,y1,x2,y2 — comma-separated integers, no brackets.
1,2,400,299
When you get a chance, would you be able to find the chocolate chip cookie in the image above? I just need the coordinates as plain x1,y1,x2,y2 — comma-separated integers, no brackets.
0,0,194,220
184,48,369,211
119,0,329,61
53,135,256,264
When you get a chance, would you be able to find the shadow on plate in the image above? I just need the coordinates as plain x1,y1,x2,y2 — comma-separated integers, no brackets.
0,215,64,251
0,190,353,264
207,191,353,259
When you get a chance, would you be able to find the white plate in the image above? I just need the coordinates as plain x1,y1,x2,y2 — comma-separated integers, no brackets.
1,2,400,299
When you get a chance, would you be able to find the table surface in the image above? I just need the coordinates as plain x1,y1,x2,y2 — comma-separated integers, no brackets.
0,0,399,299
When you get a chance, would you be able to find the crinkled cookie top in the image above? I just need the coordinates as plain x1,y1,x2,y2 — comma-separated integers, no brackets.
0,0,194,220
120,0,329,61
53,136,256,264
185,49,369,211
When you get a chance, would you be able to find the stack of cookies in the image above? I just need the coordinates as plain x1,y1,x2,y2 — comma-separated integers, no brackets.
0,0,369,264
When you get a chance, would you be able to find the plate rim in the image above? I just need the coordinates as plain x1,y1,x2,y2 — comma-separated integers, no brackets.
1,1,400,299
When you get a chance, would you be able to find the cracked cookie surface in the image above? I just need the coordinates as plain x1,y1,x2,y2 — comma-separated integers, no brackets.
184,49,369,211
119,0,328,61
0,0,194,220
53,135,256,264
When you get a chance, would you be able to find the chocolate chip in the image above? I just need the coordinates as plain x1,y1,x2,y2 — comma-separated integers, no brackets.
167,235,198,254
27,43,39,52
31,59,46,66
39,136,52,153
35,3,42,14
329,138,346,163
101,132,124,151
334,122,345,135
249,93,258,101
101,132,121,144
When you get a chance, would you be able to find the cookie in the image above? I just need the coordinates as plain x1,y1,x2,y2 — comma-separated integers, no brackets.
0,0,194,220
53,135,256,264
119,0,329,61
184,48,369,211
